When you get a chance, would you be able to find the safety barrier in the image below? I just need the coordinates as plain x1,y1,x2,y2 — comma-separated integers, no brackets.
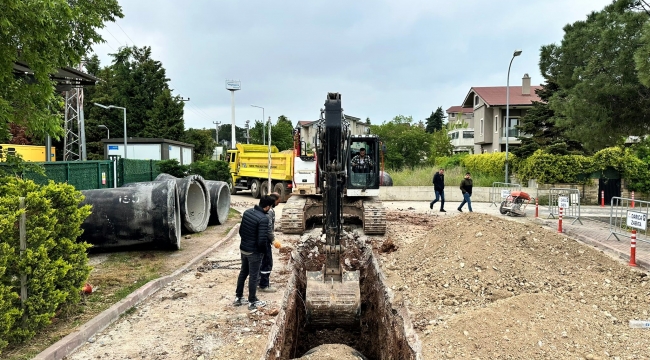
489,182,521,206
607,196,650,244
547,188,582,225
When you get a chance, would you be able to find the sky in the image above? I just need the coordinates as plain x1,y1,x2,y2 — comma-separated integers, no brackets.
90,0,614,130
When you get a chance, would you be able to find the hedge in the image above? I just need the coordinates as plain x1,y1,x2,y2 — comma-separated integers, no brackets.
157,159,231,184
0,177,91,353
460,152,510,178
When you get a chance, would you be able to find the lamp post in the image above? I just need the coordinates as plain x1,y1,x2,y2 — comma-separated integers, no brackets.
505,49,522,184
251,104,265,144
98,125,110,139
94,103,127,159
267,116,272,194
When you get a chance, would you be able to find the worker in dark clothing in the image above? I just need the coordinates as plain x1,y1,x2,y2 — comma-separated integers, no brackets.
458,172,473,212
259,192,281,292
234,196,275,310
429,168,446,212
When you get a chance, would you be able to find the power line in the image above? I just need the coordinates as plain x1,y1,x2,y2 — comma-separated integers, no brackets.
105,28,125,47
115,21,136,45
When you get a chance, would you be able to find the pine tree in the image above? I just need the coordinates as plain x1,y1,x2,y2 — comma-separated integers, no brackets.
425,106,445,133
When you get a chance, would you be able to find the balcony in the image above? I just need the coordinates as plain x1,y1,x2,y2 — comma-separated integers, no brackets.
448,129,474,150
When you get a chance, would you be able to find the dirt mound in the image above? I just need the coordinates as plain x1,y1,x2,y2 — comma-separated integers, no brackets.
382,212,650,359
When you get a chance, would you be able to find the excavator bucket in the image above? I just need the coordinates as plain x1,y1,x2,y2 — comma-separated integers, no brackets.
305,266,361,327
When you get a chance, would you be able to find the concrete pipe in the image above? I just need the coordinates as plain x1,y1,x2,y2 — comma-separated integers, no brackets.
79,180,182,250
204,180,231,225
155,173,210,233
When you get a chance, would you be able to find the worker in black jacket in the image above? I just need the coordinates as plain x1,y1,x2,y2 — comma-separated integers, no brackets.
234,196,275,310
458,172,473,212
259,192,281,292
429,168,446,212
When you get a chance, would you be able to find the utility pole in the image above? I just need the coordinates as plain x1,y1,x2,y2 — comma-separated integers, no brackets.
213,121,221,144
226,80,241,149
245,120,250,144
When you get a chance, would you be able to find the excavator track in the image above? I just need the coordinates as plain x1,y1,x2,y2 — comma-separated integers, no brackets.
362,199,386,235
281,195,306,234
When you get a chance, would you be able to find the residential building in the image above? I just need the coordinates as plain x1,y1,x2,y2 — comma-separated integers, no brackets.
297,115,369,150
446,106,475,153
448,74,542,154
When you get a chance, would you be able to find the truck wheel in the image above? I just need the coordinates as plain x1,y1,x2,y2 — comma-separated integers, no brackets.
251,179,262,199
229,182,238,195
273,182,287,202
260,181,270,197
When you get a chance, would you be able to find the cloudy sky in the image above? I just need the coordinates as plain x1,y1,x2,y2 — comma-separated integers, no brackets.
91,0,613,130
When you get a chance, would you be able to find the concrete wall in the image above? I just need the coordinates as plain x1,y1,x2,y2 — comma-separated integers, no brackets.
379,186,537,202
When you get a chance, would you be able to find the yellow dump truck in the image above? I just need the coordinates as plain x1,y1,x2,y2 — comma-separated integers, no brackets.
227,143,293,201
0,144,56,162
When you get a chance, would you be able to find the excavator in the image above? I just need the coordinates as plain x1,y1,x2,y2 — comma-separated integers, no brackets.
285,93,384,326
281,94,387,237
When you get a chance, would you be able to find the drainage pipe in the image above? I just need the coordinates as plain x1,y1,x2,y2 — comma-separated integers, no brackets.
155,173,210,233
79,179,182,250
204,180,231,225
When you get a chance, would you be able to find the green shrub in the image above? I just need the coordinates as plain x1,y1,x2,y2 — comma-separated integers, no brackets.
0,178,91,352
516,150,594,184
188,160,231,184
461,152,509,178
434,153,468,169
157,159,188,178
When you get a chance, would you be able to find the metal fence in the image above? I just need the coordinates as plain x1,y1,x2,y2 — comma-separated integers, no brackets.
489,182,521,206
118,159,161,187
21,161,115,190
547,187,583,225
607,196,650,244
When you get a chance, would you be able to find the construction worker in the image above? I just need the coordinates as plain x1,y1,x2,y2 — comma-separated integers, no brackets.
259,192,281,292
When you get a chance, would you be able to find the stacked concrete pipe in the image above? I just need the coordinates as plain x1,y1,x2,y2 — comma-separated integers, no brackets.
204,180,231,225
79,179,182,250
155,173,210,233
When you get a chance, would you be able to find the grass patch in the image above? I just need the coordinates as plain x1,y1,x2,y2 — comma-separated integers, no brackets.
228,208,240,219
388,166,504,187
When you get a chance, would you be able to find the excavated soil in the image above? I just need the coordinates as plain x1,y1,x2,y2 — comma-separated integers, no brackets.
379,211,650,359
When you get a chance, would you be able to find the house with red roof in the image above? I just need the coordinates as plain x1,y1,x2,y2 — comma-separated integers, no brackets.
447,73,542,154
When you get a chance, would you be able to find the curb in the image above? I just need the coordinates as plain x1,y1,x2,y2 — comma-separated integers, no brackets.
34,224,241,360
531,218,650,272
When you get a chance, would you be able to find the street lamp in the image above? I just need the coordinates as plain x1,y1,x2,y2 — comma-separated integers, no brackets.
251,104,265,144
98,125,110,139
505,49,522,184
94,103,127,159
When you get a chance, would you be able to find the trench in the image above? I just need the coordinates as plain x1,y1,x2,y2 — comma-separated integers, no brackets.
263,229,420,360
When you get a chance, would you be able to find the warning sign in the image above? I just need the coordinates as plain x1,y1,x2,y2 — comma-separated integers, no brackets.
102,172,106,185
501,189,510,198
558,196,569,209
627,211,647,230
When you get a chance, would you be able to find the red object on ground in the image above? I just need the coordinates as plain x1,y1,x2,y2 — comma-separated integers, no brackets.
631,191,635,208
630,230,638,267
601,190,605,207
82,283,93,294
535,197,539,218
510,191,531,200
558,208,563,233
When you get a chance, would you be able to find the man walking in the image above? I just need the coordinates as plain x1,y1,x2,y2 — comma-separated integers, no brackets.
234,196,274,310
429,168,446,212
458,172,473,213
259,192,281,292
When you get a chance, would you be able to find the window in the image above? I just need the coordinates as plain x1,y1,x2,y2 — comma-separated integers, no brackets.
463,131,474,139
494,115,498,133
474,95,479,107
480,118,484,135
450,113,456,118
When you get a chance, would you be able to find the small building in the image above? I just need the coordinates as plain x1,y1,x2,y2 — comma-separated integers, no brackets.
297,115,369,149
102,138,194,165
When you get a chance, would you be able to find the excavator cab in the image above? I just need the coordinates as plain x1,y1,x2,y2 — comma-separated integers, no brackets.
347,136,380,195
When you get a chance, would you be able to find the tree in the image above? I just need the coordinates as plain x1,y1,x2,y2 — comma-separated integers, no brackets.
365,117,371,125
540,0,650,151
183,128,216,161
371,115,432,169
214,124,246,146
142,89,185,141
430,129,454,159
513,81,585,158
270,115,294,151
425,107,445,133
0,0,123,142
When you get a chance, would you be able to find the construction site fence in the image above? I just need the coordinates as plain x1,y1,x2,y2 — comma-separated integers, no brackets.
1,159,163,190
489,182,521,206
546,187,583,225
607,196,650,244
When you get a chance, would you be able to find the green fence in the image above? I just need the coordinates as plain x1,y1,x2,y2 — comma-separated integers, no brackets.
117,159,161,187
22,161,115,190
